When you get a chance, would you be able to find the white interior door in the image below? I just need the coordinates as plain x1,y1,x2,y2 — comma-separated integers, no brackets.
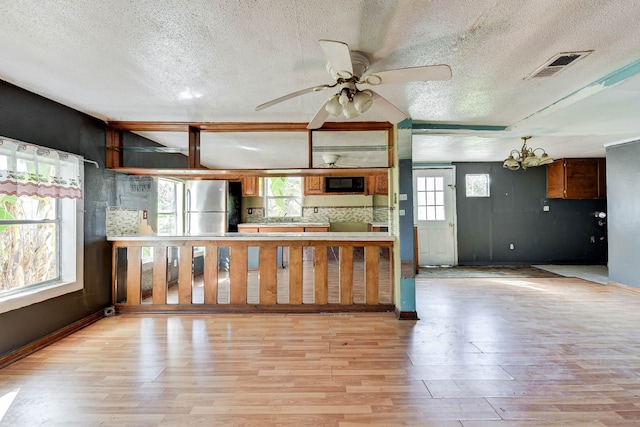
413,168,457,267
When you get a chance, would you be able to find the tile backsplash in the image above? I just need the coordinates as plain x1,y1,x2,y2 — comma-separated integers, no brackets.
244,206,389,224
106,206,154,236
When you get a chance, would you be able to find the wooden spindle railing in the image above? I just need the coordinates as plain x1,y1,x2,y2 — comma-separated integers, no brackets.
110,236,394,313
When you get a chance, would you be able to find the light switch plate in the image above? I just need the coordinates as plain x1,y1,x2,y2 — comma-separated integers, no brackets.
399,209,405,216
399,194,407,201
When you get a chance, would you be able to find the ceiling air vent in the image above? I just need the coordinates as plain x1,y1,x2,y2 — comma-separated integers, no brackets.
526,51,593,79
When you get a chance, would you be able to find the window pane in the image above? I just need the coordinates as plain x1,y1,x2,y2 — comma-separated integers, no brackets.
435,177,444,191
465,174,490,197
436,206,445,220
0,223,57,292
417,206,426,221
435,191,444,205
426,177,434,191
158,179,176,212
158,214,177,235
417,177,425,191
417,191,426,205
265,177,302,217
1,194,56,221
427,206,436,220
426,192,435,206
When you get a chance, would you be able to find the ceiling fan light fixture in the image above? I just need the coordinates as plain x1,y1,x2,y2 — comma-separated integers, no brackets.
338,90,350,106
353,91,372,113
322,154,339,165
342,101,359,119
325,94,342,116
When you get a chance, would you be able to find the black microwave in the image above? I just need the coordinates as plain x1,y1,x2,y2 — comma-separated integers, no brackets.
324,176,365,193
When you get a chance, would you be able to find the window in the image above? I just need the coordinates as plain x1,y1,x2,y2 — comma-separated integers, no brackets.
465,174,490,197
416,176,445,221
157,178,183,236
264,177,302,218
0,136,83,313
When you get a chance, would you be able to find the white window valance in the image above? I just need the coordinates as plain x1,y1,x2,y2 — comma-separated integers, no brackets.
0,136,83,199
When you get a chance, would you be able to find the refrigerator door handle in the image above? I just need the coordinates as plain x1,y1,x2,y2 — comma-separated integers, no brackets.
185,189,191,234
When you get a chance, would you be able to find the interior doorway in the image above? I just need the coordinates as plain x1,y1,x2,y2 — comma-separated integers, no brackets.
413,167,457,267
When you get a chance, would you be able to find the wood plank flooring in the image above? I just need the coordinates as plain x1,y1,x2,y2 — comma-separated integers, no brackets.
3,276,640,425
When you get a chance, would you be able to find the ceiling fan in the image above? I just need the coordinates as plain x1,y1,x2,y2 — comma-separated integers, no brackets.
255,40,452,129
315,154,357,168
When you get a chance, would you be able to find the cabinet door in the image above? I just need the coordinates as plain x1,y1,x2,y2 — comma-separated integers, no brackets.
304,176,324,195
374,174,388,195
367,174,388,195
242,177,261,196
565,159,601,199
546,160,565,198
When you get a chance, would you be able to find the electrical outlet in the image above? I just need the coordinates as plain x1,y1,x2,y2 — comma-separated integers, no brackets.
314,207,318,213
509,243,515,250
543,205,550,212
248,208,252,215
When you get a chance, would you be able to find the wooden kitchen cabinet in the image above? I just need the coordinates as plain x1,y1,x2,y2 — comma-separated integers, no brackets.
304,176,324,195
367,174,388,195
547,158,606,199
241,177,261,196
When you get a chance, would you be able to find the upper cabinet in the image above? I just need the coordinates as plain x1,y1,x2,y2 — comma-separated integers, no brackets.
367,174,388,195
304,176,324,195
547,158,606,199
241,177,262,196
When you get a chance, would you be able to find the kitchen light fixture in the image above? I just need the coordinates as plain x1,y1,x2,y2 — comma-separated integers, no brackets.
503,136,554,170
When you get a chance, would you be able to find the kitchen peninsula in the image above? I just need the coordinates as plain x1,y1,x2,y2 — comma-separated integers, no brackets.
109,231,395,313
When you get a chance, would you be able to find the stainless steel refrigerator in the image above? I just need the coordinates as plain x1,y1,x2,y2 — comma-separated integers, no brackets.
185,180,228,234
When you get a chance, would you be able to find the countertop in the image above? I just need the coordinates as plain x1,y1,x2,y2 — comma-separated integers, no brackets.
107,232,393,242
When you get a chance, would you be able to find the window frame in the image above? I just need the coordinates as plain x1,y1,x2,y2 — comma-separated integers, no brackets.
465,173,491,198
157,177,184,236
0,143,84,315
264,177,303,219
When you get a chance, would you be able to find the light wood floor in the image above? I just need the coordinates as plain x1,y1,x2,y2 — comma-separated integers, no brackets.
3,276,640,426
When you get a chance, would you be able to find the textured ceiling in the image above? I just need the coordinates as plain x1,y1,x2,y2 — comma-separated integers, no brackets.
1,0,639,165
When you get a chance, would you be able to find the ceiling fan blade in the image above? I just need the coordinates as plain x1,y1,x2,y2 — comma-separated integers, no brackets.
319,40,353,77
255,84,331,111
363,64,452,85
368,90,408,124
307,99,331,129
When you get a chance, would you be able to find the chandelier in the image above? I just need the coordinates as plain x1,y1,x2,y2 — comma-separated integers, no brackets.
503,136,554,170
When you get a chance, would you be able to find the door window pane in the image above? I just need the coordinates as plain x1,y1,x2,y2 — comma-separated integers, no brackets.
416,175,446,222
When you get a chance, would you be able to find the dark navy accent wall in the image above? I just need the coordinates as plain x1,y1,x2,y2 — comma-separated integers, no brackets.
455,162,607,265
0,79,184,358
